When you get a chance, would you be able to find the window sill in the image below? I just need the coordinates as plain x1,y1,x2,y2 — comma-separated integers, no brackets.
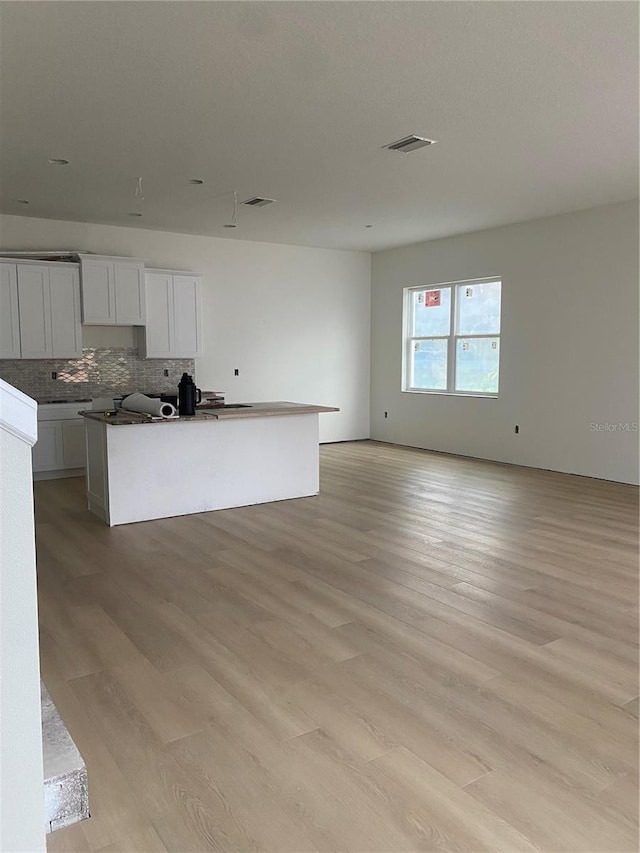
402,389,498,399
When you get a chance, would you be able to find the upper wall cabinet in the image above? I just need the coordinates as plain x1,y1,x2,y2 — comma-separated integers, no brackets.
18,264,53,358
79,255,146,325
0,263,20,358
18,263,83,359
140,269,202,358
0,260,82,359
49,266,83,358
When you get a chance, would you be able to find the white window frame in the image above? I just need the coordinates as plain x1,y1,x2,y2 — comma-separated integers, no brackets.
402,276,501,397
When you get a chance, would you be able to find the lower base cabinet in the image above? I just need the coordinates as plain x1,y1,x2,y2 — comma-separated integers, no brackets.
34,404,87,479
32,422,65,473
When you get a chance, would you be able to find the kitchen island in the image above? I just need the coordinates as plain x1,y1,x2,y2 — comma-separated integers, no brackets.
81,402,338,526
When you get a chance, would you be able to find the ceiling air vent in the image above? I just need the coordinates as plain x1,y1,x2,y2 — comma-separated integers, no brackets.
383,135,437,153
242,197,277,207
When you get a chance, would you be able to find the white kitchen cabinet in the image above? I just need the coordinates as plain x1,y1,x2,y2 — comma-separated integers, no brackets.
17,264,52,358
141,269,202,358
33,403,86,479
172,275,202,357
49,265,82,358
32,421,64,473
8,261,82,359
79,255,146,325
80,257,114,323
0,262,20,358
143,272,172,356
114,260,146,324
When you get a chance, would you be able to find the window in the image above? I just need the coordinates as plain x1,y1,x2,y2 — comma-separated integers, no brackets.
403,278,502,396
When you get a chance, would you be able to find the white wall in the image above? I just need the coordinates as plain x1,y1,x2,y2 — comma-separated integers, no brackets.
371,201,639,484
0,215,371,443
0,386,45,852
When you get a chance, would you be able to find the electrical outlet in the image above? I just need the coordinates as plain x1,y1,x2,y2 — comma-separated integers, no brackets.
514,425,520,434
163,368,169,377
51,371,57,380
234,368,239,376
384,411,388,419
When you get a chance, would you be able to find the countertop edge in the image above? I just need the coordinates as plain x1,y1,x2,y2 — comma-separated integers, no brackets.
211,404,339,420
78,402,340,425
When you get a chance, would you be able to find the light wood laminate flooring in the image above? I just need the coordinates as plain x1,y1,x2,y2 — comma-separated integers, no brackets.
37,441,639,853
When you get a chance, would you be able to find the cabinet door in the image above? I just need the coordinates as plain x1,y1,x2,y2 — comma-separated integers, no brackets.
32,421,64,472
0,264,20,358
143,273,173,357
114,261,146,324
81,259,115,324
50,266,82,358
62,419,86,469
172,275,202,357
17,264,52,358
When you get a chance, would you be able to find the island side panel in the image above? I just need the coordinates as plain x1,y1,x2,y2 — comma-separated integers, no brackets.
84,417,110,524
105,413,320,526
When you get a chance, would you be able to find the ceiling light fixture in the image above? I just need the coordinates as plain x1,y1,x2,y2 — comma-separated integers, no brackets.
382,135,437,153
48,158,70,165
15,199,30,205
128,212,142,217
188,179,204,185
365,224,374,228
134,177,145,200
242,197,276,207
224,189,239,229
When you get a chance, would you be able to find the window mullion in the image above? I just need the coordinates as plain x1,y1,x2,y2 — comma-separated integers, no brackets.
448,286,457,392
454,333,500,340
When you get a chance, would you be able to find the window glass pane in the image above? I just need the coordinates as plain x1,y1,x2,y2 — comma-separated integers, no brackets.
410,339,448,390
455,338,500,393
456,281,501,335
412,287,451,337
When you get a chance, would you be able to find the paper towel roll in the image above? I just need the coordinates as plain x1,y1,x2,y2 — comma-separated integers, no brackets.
121,393,177,419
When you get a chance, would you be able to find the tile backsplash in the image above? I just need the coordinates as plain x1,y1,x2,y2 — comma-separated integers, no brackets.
0,348,195,402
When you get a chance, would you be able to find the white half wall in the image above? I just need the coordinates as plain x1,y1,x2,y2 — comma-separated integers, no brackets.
371,201,639,484
0,382,45,852
0,215,371,443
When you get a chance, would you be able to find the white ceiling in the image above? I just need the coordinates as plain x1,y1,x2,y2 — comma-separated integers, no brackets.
0,1,637,252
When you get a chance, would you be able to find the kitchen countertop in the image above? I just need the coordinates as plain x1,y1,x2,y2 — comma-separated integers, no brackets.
79,401,339,425
37,398,92,405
